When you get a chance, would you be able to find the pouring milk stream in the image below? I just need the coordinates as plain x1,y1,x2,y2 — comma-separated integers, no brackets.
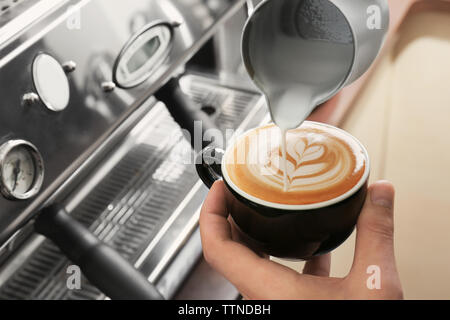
242,0,389,191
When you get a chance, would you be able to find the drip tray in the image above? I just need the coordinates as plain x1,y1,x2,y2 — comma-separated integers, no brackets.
0,74,266,300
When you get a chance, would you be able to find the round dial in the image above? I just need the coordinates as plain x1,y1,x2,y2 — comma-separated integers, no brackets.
113,21,174,89
0,140,44,200
32,53,70,112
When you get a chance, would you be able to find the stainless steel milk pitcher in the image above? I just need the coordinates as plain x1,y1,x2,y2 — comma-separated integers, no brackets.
243,0,390,103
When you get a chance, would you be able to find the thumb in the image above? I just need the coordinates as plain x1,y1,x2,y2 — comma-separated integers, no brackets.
351,181,396,275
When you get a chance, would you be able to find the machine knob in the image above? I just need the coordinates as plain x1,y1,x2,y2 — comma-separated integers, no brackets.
22,92,40,106
32,53,71,112
62,61,77,73
101,81,116,92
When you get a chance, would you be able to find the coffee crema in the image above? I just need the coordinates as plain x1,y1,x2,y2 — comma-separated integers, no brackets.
225,123,366,205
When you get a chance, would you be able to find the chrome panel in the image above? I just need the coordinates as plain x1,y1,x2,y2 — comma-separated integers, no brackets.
0,0,246,244
0,73,267,300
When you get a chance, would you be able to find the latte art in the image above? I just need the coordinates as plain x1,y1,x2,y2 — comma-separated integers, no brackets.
225,123,367,205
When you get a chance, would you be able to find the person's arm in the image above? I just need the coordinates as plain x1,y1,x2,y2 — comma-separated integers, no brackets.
199,180,403,300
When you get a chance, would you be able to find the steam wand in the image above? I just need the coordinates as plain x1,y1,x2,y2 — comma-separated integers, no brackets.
34,205,164,300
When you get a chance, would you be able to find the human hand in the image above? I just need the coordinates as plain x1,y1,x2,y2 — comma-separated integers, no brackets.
199,180,403,300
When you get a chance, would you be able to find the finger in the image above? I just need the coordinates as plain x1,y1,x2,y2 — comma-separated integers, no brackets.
351,181,398,275
303,253,331,277
199,181,234,244
199,181,313,298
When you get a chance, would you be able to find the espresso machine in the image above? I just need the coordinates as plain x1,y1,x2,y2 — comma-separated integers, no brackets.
0,0,269,299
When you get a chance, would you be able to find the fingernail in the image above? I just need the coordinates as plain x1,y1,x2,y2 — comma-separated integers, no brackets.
370,183,394,209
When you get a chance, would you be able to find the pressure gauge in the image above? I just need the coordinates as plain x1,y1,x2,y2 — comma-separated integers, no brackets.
113,21,175,89
0,140,44,200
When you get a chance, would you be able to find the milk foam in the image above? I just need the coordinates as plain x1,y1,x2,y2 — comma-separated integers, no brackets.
225,123,366,205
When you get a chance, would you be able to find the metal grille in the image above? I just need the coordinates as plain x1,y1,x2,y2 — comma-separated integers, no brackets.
182,75,259,132
0,116,197,300
0,75,262,300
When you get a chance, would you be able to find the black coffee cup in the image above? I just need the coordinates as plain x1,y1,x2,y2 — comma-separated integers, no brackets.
196,124,370,260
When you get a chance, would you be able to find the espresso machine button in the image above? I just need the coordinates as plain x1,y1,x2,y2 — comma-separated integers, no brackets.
62,60,77,73
32,53,70,112
21,92,40,106
101,81,116,92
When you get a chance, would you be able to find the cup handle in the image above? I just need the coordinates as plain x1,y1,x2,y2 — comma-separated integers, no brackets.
195,146,225,189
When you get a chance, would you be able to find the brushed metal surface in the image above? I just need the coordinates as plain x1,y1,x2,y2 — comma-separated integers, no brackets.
0,0,246,245
0,74,267,300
